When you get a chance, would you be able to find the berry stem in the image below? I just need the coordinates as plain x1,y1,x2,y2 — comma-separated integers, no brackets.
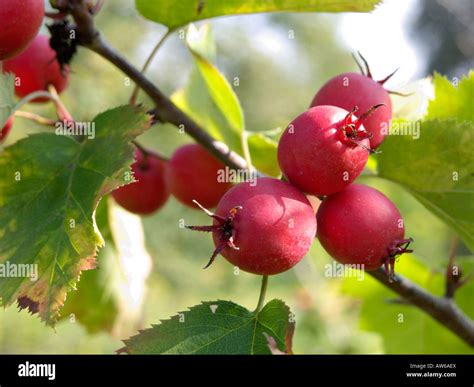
14,91,57,109
132,140,169,162
129,30,171,106
14,110,56,126
255,275,269,314
48,84,73,122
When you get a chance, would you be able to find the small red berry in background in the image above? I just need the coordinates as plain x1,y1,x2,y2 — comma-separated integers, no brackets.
0,0,44,60
166,143,232,209
0,117,14,143
3,34,70,103
112,149,170,215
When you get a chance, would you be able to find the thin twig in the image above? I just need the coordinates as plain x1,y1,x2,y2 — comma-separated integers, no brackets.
48,84,74,122
56,0,260,175
129,30,171,106
131,140,169,162
369,268,474,346
14,111,56,126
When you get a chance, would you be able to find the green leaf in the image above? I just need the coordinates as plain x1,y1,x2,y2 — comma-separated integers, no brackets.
61,198,152,335
172,72,231,141
119,299,293,354
186,25,245,139
426,71,474,122
378,72,474,251
248,132,280,177
0,72,16,128
136,0,381,30
175,24,281,176
341,255,474,353
190,53,245,134
172,25,242,153
60,198,117,333
0,105,151,325
185,23,216,61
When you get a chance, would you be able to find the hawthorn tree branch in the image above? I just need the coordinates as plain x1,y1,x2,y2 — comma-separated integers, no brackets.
56,0,474,347
369,269,474,346
53,0,252,173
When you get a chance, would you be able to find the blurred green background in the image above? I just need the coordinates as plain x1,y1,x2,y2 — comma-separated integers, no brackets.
1,0,472,354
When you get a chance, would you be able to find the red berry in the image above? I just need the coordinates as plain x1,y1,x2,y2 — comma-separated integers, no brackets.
316,184,413,276
0,0,44,60
187,177,317,275
310,72,392,149
112,149,170,215
3,34,70,103
0,117,13,143
278,105,371,196
166,144,232,209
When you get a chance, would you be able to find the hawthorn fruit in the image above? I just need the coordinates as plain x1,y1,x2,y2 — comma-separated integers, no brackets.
0,0,44,60
3,34,70,103
316,184,413,277
166,144,232,209
278,105,379,196
187,177,317,275
112,149,170,215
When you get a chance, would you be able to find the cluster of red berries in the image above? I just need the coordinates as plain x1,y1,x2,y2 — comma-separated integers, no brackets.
1,0,70,143
1,1,412,279
112,144,232,215
114,61,412,278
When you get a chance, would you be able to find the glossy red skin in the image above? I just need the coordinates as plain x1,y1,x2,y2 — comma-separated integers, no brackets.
212,177,317,275
3,35,70,103
278,105,369,196
316,184,405,270
0,117,14,143
311,72,392,149
112,150,170,215
166,144,232,209
0,0,44,60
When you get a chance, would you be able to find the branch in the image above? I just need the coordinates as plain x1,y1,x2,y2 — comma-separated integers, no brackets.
57,0,474,347
55,0,253,173
369,268,474,346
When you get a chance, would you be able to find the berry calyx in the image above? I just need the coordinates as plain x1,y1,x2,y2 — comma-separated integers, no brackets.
112,149,170,215
277,105,372,196
186,177,317,275
337,104,385,152
0,0,44,60
310,55,395,149
166,144,232,209
186,200,242,269
3,34,70,103
0,117,14,143
316,184,413,279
